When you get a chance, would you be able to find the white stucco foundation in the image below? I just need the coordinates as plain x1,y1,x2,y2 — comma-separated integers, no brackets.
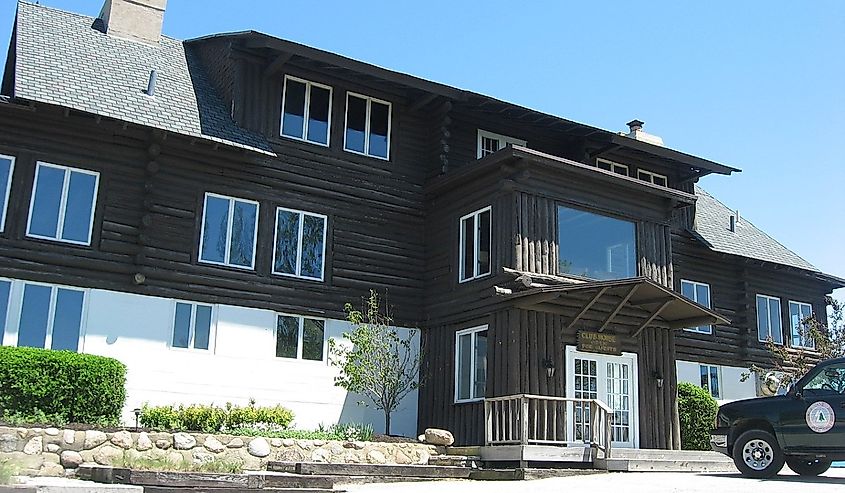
676,359,757,405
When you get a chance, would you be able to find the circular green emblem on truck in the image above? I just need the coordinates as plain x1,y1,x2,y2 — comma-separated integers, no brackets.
806,401,835,433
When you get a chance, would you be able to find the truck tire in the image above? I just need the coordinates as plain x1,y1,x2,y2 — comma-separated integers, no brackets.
732,429,785,478
785,456,832,476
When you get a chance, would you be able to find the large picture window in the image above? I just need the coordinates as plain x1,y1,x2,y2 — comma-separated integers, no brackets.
344,93,391,159
756,294,783,345
171,302,214,351
281,76,332,146
0,155,14,232
276,315,325,361
27,162,99,245
273,207,327,281
455,325,487,402
199,193,259,269
788,300,814,349
459,206,491,282
680,280,712,334
557,205,636,280
17,283,85,352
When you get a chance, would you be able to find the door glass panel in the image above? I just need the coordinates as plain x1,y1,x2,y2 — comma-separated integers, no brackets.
61,171,97,243
29,165,64,238
51,288,84,351
473,330,488,398
607,361,632,443
19,284,52,348
457,333,472,400
573,357,598,441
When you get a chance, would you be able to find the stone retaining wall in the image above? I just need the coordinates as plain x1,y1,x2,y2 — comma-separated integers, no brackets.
0,426,444,477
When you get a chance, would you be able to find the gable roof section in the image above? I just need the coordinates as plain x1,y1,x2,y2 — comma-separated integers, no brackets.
9,1,273,155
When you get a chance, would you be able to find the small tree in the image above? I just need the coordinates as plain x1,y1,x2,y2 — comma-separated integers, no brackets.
329,290,421,435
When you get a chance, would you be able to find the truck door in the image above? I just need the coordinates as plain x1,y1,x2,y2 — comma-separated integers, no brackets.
781,362,845,452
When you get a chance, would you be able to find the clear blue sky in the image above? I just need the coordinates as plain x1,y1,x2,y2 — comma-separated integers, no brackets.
1,1,843,303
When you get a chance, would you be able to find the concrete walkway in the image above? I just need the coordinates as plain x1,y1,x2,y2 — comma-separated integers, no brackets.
0,477,141,493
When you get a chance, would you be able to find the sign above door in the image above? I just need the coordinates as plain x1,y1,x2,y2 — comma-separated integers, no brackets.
577,330,622,356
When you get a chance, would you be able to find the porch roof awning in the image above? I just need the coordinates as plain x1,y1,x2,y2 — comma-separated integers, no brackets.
507,277,730,337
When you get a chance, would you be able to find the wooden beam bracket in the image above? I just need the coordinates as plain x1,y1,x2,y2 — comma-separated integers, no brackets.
565,287,609,331
263,52,293,78
631,299,674,338
598,284,640,332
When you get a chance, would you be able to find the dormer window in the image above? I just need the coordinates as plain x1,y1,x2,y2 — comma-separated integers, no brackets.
281,76,332,146
596,158,629,177
344,93,391,160
637,169,668,187
477,130,526,159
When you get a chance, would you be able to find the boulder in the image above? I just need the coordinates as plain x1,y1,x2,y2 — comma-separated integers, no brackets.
203,435,225,453
423,428,454,446
136,432,153,451
23,436,43,455
110,430,134,449
366,449,387,464
62,430,76,445
247,437,270,458
173,432,196,450
60,450,84,468
0,433,19,453
83,430,107,449
226,437,244,448
93,445,123,466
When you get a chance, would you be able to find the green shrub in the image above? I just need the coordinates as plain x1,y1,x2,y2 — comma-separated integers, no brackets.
140,401,294,433
227,422,374,441
0,346,126,425
678,382,719,450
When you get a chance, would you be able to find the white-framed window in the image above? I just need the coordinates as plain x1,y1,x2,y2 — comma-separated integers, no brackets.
275,314,325,361
16,282,85,352
476,129,527,159
171,301,215,351
788,300,815,349
459,206,492,283
637,169,668,187
680,280,712,334
0,154,15,233
0,278,11,346
273,207,327,281
280,76,332,146
344,92,391,160
455,325,488,403
699,364,721,398
27,162,99,245
756,294,783,344
596,158,629,176
198,193,259,270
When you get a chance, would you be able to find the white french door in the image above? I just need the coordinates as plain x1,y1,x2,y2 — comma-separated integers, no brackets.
565,346,639,448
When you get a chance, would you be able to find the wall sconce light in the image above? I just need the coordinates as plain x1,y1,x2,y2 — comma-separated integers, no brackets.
543,358,556,378
652,371,664,389
133,408,142,430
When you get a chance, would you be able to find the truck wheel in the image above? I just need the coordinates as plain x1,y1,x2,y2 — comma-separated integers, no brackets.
732,430,785,478
785,456,832,476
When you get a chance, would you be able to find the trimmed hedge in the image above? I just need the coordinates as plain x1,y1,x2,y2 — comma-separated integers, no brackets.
0,346,126,425
678,381,719,450
140,401,294,433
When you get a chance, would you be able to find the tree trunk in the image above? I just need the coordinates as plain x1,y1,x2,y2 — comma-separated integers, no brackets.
385,411,392,436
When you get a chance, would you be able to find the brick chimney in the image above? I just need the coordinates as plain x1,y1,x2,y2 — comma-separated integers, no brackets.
98,0,167,45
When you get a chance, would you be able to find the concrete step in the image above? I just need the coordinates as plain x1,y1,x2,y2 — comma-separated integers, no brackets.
427,455,480,467
598,458,737,473
266,462,472,479
608,449,731,461
0,477,142,493
469,468,606,481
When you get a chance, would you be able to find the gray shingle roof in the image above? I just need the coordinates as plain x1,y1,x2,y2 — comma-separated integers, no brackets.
11,1,273,155
693,185,819,272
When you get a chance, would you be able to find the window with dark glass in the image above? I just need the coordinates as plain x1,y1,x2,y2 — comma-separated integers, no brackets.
637,169,668,187
756,294,783,344
276,314,325,361
680,280,712,334
17,283,84,351
596,158,629,176
27,162,99,245
171,302,213,350
459,207,491,282
455,326,487,402
199,193,259,269
0,280,11,345
0,155,14,232
344,93,391,159
281,76,332,146
476,130,526,159
699,364,721,398
789,301,814,349
557,205,636,280
273,207,327,281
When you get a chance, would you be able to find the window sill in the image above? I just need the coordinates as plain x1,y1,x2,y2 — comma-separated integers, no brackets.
279,133,330,148
342,147,390,162
198,259,256,271
458,272,492,284
272,271,325,283
26,233,92,247
454,398,484,405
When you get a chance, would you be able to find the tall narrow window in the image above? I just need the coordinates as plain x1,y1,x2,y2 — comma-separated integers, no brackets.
0,280,11,345
680,280,712,334
273,207,327,281
455,325,488,402
171,302,214,350
0,155,15,232
344,93,391,159
281,76,332,146
699,364,721,398
459,206,491,282
477,130,526,159
788,301,814,349
27,162,99,245
17,283,85,351
199,193,259,269
275,314,325,361
756,294,783,344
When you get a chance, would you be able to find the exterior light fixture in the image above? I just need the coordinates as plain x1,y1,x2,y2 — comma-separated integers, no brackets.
133,408,141,430
652,371,664,389
543,358,556,378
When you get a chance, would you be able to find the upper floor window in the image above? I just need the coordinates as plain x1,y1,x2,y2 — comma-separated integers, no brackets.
477,130,526,159
27,162,99,245
17,282,85,352
680,280,712,334
0,155,15,232
276,314,325,361
637,169,668,187
699,364,721,398
557,205,636,280
281,76,332,146
596,158,629,176
273,207,327,281
455,325,488,402
756,294,783,344
459,206,491,283
172,301,214,351
788,300,814,349
199,193,259,270
344,93,391,160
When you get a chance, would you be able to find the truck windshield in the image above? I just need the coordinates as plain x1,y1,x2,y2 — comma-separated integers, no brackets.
802,363,845,395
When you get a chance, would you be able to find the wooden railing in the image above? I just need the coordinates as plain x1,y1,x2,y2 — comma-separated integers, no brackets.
484,394,613,458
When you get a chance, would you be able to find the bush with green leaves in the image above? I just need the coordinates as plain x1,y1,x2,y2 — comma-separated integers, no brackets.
0,346,125,425
140,401,294,433
678,382,719,450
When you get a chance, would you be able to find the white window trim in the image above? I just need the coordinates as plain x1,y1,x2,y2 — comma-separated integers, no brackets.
637,169,668,187
756,294,783,345
169,301,217,353
699,364,721,399
458,206,492,283
6,281,88,352
280,75,333,147
272,206,328,282
476,129,527,159
0,154,15,233
596,158,629,176
788,300,815,349
198,192,260,270
343,92,392,161
275,313,327,362
26,161,100,246
680,279,713,334
454,325,488,403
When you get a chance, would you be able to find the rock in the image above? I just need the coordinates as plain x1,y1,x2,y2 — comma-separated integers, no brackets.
367,449,386,464
84,430,107,449
226,437,244,448
394,451,413,465
203,435,225,453
424,428,454,446
60,450,84,468
38,461,65,476
270,438,282,447
281,438,295,447
23,436,43,455
46,444,60,453
417,434,426,443
192,449,215,464
44,428,59,436
173,433,196,450
93,445,123,466
16,428,28,439
310,448,331,462
62,430,75,445
276,447,305,462
136,432,152,451
416,450,431,465
110,430,134,449
247,437,270,458
312,440,326,447
155,439,172,450
0,433,18,453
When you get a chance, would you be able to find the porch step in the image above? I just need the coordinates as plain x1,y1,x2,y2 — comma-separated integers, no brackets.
469,468,606,481
607,449,730,461
427,454,480,467
598,457,736,473
266,462,473,479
